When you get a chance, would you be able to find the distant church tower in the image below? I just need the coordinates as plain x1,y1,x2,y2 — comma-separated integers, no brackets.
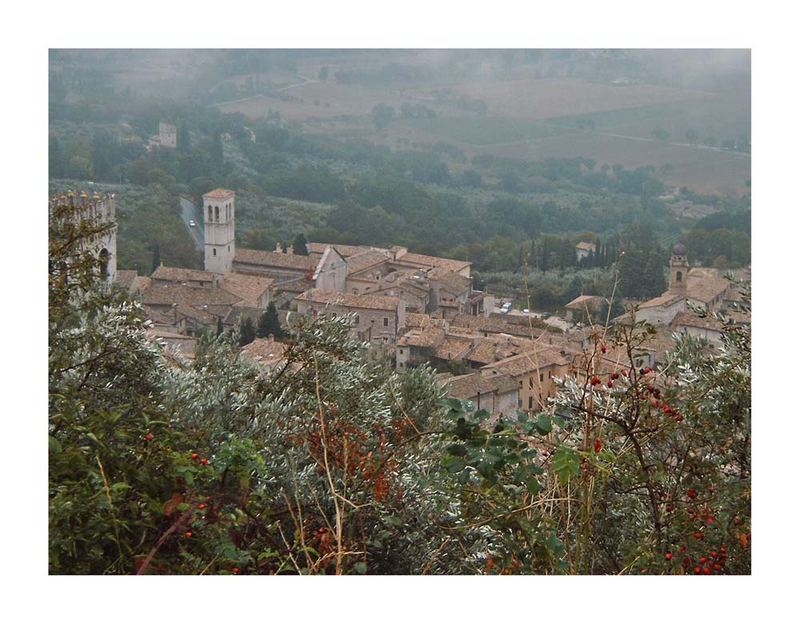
669,241,688,292
203,188,236,274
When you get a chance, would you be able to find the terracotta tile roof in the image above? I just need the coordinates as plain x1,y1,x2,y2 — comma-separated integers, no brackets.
395,251,471,274
273,276,314,294
450,314,548,339
671,311,725,331
428,268,472,295
234,248,318,271
434,335,473,360
175,304,219,325
141,282,242,308
151,265,216,283
465,335,543,365
220,273,274,308
576,241,596,252
344,249,389,276
241,337,288,369
203,188,235,200
296,288,400,312
443,371,518,400
639,292,685,309
686,272,730,305
131,276,151,294
404,312,434,329
397,324,446,348
565,294,604,310
116,269,138,290
307,242,373,257
483,348,570,378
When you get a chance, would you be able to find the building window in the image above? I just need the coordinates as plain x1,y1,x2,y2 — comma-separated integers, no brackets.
528,396,533,409
383,317,389,327
208,206,212,221
539,373,544,382
399,349,404,355
213,248,217,256
676,271,683,283
215,206,219,221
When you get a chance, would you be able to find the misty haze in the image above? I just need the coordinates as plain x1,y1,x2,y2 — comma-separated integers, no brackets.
49,49,751,576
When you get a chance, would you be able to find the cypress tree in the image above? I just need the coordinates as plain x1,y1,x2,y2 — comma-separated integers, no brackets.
239,317,256,347
256,302,285,339
151,243,161,274
293,233,309,256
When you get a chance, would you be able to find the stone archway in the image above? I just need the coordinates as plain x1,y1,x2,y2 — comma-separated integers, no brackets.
99,248,110,280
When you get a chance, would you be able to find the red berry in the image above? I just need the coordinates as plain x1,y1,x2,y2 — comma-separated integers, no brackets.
611,372,619,380
590,376,601,386
706,516,714,524
687,488,698,499
703,566,710,575
144,432,154,442
600,344,607,354
197,503,206,510
594,438,602,453
191,453,199,460
694,531,704,541
606,380,614,388
710,550,717,558
644,367,653,374
713,563,721,571
184,531,192,538
665,552,673,560
231,567,240,574
694,566,701,574
200,458,208,465
699,556,707,564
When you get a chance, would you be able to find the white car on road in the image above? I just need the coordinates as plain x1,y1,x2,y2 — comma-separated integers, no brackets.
188,219,196,227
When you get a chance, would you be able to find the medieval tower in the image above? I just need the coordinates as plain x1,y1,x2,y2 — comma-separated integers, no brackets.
203,188,236,274
669,241,689,292
50,190,118,283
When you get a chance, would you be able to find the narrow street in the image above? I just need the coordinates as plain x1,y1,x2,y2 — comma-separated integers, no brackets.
179,196,204,251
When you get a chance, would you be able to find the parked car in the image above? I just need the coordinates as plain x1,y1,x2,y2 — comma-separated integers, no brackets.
188,219,196,227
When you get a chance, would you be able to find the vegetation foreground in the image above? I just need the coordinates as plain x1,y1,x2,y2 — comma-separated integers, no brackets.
49,199,750,575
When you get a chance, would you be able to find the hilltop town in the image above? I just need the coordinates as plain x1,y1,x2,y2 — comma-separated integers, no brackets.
62,186,750,421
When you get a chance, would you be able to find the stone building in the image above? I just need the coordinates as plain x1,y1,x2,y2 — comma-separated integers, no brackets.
481,348,571,413
628,242,743,328
575,241,596,262
294,288,406,346
203,188,236,274
159,121,177,148
564,294,605,323
50,190,118,283
441,371,519,419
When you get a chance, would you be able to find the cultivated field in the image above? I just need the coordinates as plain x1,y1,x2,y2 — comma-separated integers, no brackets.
213,58,750,196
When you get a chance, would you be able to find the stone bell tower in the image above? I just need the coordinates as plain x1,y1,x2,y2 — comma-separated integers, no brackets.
669,241,689,292
203,188,235,274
